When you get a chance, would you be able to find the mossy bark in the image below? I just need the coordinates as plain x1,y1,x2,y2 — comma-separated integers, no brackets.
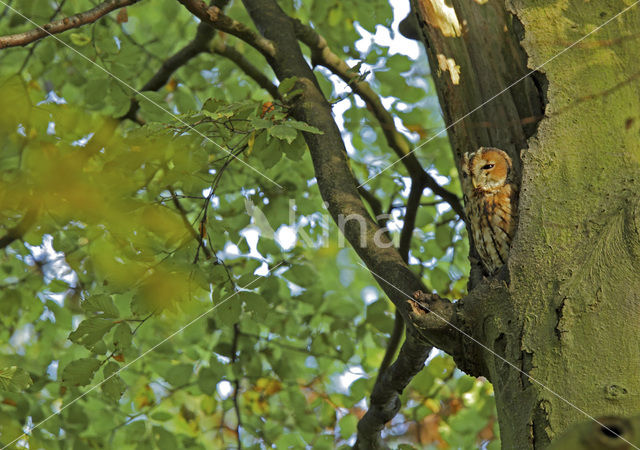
412,0,640,447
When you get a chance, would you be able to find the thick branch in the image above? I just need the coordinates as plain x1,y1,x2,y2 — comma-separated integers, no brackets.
121,0,229,123
240,0,433,333
356,291,464,448
176,0,275,58
211,41,279,99
0,0,141,49
240,3,468,446
292,21,465,221
355,334,432,449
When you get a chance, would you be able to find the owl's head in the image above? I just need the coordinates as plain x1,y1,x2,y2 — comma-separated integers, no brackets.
462,148,512,192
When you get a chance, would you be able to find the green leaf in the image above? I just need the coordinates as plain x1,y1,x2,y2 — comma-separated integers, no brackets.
150,411,173,422
113,322,132,351
277,77,298,95
68,318,116,349
102,361,126,403
239,291,269,316
209,264,229,284
430,267,450,293
196,367,220,395
83,294,119,318
164,363,193,386
286,119,323,135
269,124,298,144
285,264,316,287
282,132,307,161
258,133,284,169
339,413,357,439
250,117,273,130
152,426,179,450
435,224,454,249
69,33,91,46
415,207,435,228
0,367,32,392
61,358,100,386
47,279,69,293
215,292,242,325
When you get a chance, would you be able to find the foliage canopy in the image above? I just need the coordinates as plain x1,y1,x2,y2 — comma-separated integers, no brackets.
0,0,498,447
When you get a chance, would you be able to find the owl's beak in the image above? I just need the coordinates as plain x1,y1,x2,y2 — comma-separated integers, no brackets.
471,178,478,189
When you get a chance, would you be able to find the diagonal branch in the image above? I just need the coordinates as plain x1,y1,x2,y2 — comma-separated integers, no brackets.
18,0,68,72
291,20,465,221
355,333,432,449
119,3,227,124
176,0,275,58
398,178,426,262
229,3,470,447
211,41,279,99
377,176,427,375
121,0,276,124
167,187,212,260
0,0,141,49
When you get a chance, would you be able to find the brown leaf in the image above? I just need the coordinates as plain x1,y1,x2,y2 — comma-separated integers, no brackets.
261,102,275,118
477,417,495,441
166,78,178,92
405,123,429,139
116,8,128,24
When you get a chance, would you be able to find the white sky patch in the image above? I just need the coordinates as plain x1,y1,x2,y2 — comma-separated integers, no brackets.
437,202,452,215
254,261,269,276
275,225,296,251
353,0,420,59
9,324,34,354
361,286,379,305
427,168,450,186
217,380,233,399
38,90,66,105
426,347,441,363
71,132,93,147
46,360,58,379
23,235,77,305
223,242,240,257
240,228,264,259
336,366,368,393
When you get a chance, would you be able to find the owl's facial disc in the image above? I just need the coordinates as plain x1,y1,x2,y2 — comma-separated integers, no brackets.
471,150,509,191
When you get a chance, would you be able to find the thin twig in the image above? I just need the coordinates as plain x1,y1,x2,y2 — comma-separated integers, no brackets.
291,19,465,221
211,40,279,99
0,0,141,49
231,323,242,449
168,186,213,260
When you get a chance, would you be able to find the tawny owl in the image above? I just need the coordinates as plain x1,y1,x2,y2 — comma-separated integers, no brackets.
461,148,518,275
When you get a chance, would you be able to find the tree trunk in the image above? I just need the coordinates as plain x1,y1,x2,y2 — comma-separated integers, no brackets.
410,0,640,447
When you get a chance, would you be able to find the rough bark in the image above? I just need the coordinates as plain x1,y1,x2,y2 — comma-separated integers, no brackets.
409,0,640,447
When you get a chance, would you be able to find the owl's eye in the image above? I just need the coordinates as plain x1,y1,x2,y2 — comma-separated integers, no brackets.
462,172,468,178
481,164,495,170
